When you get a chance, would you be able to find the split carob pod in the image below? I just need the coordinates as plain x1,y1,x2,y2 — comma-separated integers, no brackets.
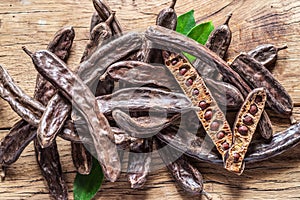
145,25,273,140
81,12,115,62
155,138,204,195
127,138,153,189
34,139,68,200
230,53,293,118
224,88,267,174
206,13,232,60
112,109,181,138
92,0,122,35
248,44,288,69
161,51,233,163
22,48,121,182
106,60,244,110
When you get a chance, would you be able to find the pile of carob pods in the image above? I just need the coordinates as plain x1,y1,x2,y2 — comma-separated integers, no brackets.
0,0,298,199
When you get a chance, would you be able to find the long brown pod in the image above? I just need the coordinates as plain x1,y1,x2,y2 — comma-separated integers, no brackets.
127,138,153,189
34,138,68,200
112,109,181,138
162,51,233,162
206,13,232,59
0,120,36,165
248,44,288,69
97,87,193,114
71,142,92,175
225,88,267,174
24,49,120,182
145,26,273,140
230,53,293,117
155,138,204,195
92,0,122,35
0,65,44,125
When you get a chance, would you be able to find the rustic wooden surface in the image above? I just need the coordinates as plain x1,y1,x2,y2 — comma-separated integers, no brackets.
0,0,300,199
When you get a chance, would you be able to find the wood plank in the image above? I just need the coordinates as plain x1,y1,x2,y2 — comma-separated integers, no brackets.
0,0,300,199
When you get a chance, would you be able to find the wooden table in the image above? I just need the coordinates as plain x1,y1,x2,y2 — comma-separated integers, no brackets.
0,0,300,199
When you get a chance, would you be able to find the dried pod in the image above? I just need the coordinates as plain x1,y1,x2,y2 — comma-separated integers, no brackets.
90,12,103,33
206,13,232,59
127,138,153,189
230,53,293,118
162,51,233,160
225,88,267,174
71,143,93,175
155,138,203,195
248,44,288,69
156,0,177,30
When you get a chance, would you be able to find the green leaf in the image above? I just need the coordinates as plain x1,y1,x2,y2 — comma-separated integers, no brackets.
73,157,104,200
183,52,196,62
176,10,196,35
186,21,214,45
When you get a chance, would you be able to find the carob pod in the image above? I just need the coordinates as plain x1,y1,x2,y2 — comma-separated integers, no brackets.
34,139,68,200
225,88,267,174
156,0,177,30
206,13,232,59
71,142,92,175
248,44,288,69
162,51,233,163
106,61,244,110
155,138,204,195
92,0,122,35
230,53,293,118
127,138,153,189
23,48,120,182
97,87,193,114
81,12,115,62
112,109,181,138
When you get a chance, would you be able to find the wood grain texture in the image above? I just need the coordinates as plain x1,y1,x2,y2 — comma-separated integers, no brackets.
0,0,300,199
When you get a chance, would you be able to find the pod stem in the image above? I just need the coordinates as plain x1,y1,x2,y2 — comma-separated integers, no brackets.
277,44,288,51
224,13,233,25
22,46,33,58
170,0,177,9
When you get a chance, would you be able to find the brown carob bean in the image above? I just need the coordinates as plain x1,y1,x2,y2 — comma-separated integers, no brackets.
23,48,120,182
127,138,153,189
156,0,177,30
206,13,232,59
230,53,293,117
225,88,267,174
34,139,68,200
248,44,288,69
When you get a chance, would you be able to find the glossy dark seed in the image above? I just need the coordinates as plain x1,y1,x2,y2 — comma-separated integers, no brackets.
210,121,220,131
204,110,213,120
233,153,240,162
185,78,193,86
217,131,225,139
255,95,263,103
222,142,229,150
198,101,208,110
171,58,179,65
193,89,199,96
243,115,254,125
179,67,188,75
238,125,248,135
249,104,258,115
